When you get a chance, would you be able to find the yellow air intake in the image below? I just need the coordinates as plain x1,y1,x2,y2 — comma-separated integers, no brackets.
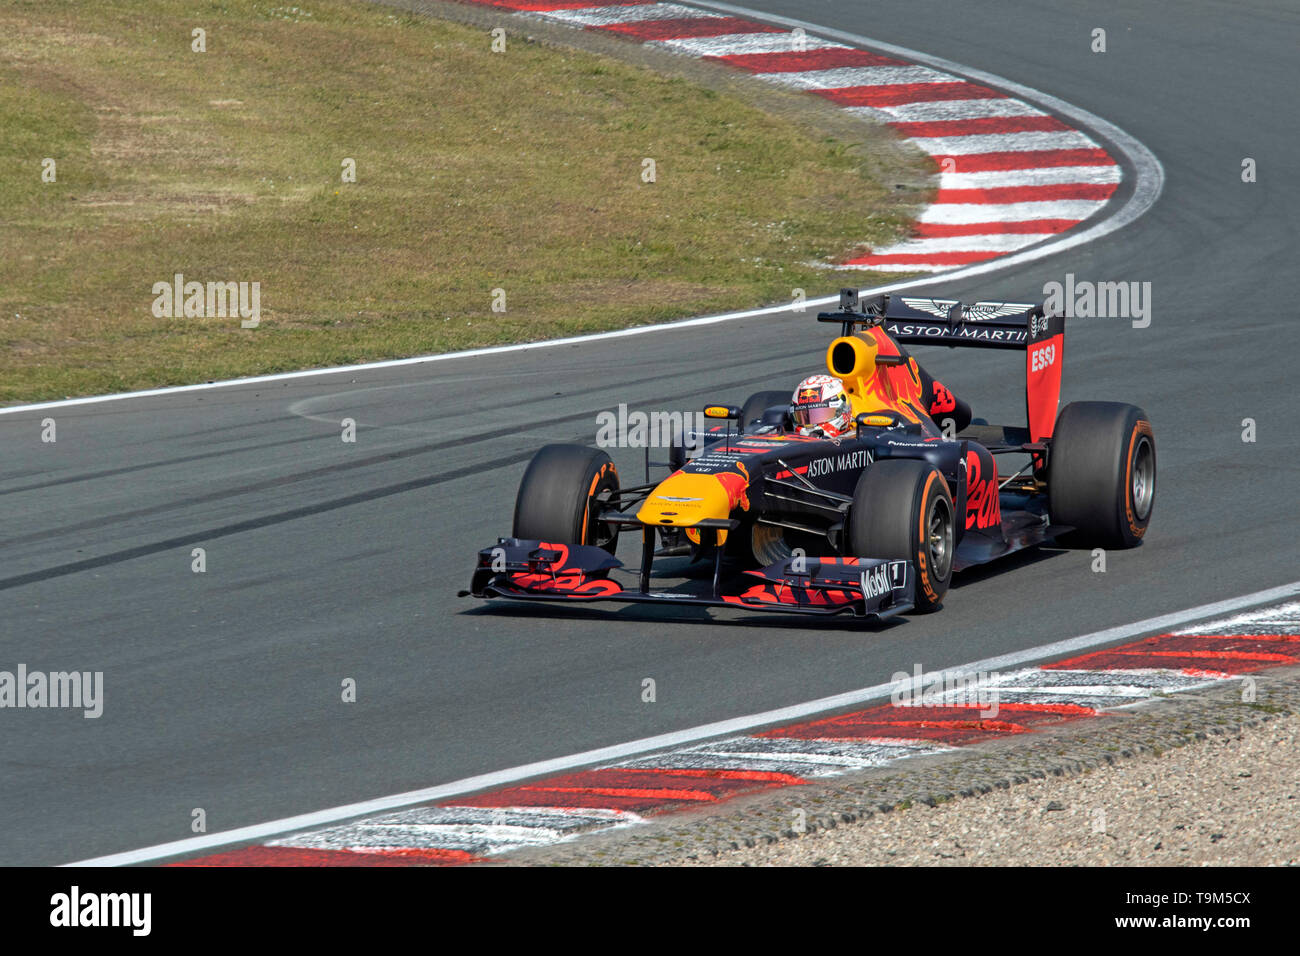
826,335,879,413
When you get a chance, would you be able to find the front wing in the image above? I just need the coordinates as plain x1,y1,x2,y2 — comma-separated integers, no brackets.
463,539,914,620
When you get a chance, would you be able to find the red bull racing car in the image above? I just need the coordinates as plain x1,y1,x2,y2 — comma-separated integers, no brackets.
464,289,1156,620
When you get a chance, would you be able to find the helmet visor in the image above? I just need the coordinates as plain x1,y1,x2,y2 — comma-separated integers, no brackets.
792,401,841,427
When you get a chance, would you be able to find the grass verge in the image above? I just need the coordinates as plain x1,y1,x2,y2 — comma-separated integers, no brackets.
0,0,930,402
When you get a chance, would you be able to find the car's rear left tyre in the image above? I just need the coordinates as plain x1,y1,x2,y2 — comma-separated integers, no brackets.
512,444,620,553
1048,402,1155,549
847,459,954,613
740,389,792,431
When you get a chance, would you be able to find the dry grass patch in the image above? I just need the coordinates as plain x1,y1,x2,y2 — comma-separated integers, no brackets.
0,0,930,401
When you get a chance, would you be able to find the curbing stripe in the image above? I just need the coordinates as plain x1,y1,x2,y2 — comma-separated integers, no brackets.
271,806,641,857
544,3,713,25
1172,600,1300,636
196,626,1287,865
889,114,1071,137
496,0,1124,271
758,64,953,90
916,198,1108,223
871,99,1047,122
709,48,905,72
654,32,848,56
596,15,777,39
914,219,1083,237
176,621,1289,866
65,583,1300,866
820,81,1009,107
908,130,1100,155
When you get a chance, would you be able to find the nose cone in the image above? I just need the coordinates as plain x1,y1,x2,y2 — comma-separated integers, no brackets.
636,469,748,526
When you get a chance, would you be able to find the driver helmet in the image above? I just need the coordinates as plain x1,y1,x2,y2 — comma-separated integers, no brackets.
791,374,853,437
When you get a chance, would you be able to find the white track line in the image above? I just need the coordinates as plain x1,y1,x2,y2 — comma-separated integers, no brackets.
63,580,1300,866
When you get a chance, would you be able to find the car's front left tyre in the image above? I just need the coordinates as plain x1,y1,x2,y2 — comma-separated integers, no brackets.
847,459,954,613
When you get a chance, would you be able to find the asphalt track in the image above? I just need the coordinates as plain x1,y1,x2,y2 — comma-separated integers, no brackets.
3,0,1298,866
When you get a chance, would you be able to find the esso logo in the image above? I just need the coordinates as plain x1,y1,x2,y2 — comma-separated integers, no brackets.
1031,343,1056,372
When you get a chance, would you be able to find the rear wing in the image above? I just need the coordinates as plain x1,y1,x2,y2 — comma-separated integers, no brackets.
818,289,1066,442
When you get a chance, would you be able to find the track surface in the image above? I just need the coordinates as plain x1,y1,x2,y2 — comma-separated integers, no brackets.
3,0,1297,865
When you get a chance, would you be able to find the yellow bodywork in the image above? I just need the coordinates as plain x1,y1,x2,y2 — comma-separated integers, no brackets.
827,332,930,426
636,467,751,545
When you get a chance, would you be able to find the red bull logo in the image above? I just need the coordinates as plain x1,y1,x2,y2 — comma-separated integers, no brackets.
714,462,751,512
797,387,820,403
854,328,926,423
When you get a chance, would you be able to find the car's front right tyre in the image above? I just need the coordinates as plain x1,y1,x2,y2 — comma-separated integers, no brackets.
512,444,620,553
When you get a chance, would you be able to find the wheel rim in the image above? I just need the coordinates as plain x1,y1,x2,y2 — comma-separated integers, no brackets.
1130,436,1155,521
927,497,953,581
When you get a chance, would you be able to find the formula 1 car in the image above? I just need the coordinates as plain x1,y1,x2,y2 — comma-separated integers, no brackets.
464,289,1156,620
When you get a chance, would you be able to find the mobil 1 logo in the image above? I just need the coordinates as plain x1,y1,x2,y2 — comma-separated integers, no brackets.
862,560,909,600
860,563,890,600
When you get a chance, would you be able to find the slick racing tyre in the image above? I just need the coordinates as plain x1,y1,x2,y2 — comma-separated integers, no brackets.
1048,402,1155,549
847,459,954,613
740,389,792,431
513,444,620,553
